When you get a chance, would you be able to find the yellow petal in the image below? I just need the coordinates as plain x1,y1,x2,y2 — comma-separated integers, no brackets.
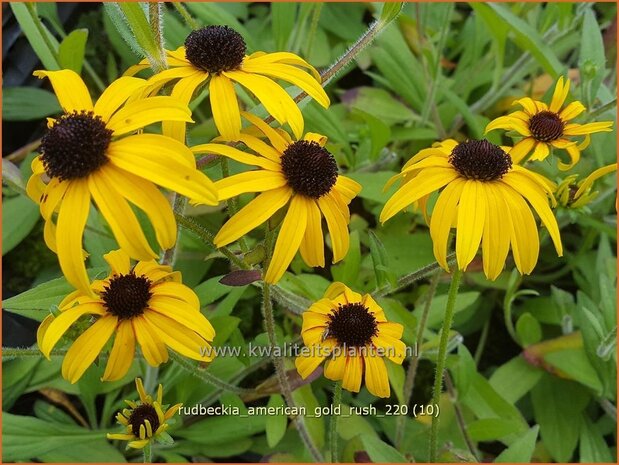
317,192,350,263
191,143,282,172
502,187,539,274
429,178,465,270
235,134,282,162
303,132,328,147
324,352,347,381
132,316,169,366
214,187,292,247
104,249,131,275
264,195,309,283
364,355,390,398
559,101,586,121
301,311,329,332
33,69,93,112
508,137,536,164
485,115,518,134
455,181,486,271
104,165,177,250
107,136,218,205
295,344,330,379
62,315,118,383
512,97,539,115
56,179,91,293
94,76,147,122
530,141,550,161
88,170,157,261
40,177,69,220
241,111,289,153
209,74,242,140
549,76,569,113
342,355,363,392
481,183,511,281
148,295,215,341
299,198,325,268
372,335,406,365
214,170,287,201
244,51,321,80
106,96,193,136
102,320,136,381
575,163,617,199
162,71,208,142
37,314,54,352
151,281,200,309
334,176,362,203
563,121,614,136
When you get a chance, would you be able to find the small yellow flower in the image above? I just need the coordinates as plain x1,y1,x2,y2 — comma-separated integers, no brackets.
555,163,617,209
26,70,218,293
37,250,215,384
485,77,614,170
295,283,405,398
107,378,182,449
380,139,563,280
193,112,361,284
126,25,329,141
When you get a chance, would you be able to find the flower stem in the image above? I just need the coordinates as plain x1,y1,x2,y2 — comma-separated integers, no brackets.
588,98,617,119
143,441,152,463
172,2,199,30
2,347,66,358
148,2,167,72
395,271,441,450
330,382,342,462
173,212,249,270
429,268,463,461
169,351,253,395
372,253,456,298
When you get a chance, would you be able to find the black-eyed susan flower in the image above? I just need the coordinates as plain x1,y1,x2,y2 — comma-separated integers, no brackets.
192,112,361,284
380,139,563,280
295,283,405,398
37,250,215,384
485,77,614,170
26,70,218,293
125,25,329,142
107,378,181,449
555,163,617,209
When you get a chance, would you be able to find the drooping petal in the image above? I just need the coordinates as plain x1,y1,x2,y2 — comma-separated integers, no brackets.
40,177,69,220
235,134,282,162
563,121,614,136
214,170,287,201
455,180,486,271
132,316,169,366
429,178,465,270
372,335,406,365
241,111,289,153
214,187,292,247
244,52,321,80
106,96,193,136
151,281,200,309
299,199,325,268
502,186,540,274
575,163,618,199
94,76,147,122
33,69,93,112
295,344,331,379
62,315,118,383
192,143,282,172
102,320,136,381
530,141,550,161
317,192,350,263
209,74,242,140
481,183,511,280
324,352,347,381
264,195,308,283
334,176,362,203
148,295,215,341
342,355,364,392
508,137,536,164
162,71,209,142
364,355,390,398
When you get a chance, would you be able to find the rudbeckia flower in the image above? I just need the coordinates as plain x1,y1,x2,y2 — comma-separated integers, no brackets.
37,250,215,384
380,139,563,280
485,77,614,170
192,112,361,284
26,70,218,293
295,283,405,398
555,163,617,209
107,378,181,449
126,25,329,142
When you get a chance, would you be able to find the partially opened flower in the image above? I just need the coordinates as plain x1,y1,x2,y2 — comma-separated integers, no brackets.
556,163,617,209
485,77,614,170
37,250,215,384
107,378,181,449
380,139,563,280
193,112,361,284
126,25,329,142
26,70,218,293
295,283,405,398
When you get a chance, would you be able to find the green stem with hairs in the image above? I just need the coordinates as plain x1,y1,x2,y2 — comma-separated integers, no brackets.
395,271,441,450
173,2,199,30
148,2,167,72
330,382,342,462
429,268,463,461
2,347,67,358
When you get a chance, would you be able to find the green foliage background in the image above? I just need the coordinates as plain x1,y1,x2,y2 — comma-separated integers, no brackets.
2,2,617,463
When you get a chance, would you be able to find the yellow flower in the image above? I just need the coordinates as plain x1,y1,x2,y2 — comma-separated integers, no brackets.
295,283,405,398
26,70,218,293
37,250,215,384
126,25,329,142
485,77,614,170
555,163,617,209
107,378,182,449
380,139,563,280
192,112,361,284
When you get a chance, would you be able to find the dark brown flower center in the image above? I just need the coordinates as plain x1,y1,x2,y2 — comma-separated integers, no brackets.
449,139,512,181
101,272,152,320
128,404,160,437
529,111,564,142
280,141,338,198
184,26,246,74
327,303,377,348
40,110,112,180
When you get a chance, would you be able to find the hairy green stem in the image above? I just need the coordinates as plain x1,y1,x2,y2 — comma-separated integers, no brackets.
305,3,324,59
148,2,167,73
169,352,253,395
373,253,456,298
588,98,617,119
429,268,463,461
173,2,199,30
2,347,67,358
330,382,342,462
395,271,441,450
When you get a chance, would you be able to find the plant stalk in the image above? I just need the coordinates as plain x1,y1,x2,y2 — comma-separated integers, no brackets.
330,382,342,462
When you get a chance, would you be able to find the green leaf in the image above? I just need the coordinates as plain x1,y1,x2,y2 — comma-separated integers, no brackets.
579,9,606,107
530,374,590,462
2,195,39,255
378,2,404,24
290,379,325,449
470,3,564,77
579,414,613,463
3,268,107,321
425,292,480,329
347,171,397,204
2,87,62,121
494,425,540,462
117,3,162,65
543,348,603,394
467,418,524,442
386,361,405,405
516,312,542,346
346,87,418,125
265,394,287,448
10,3,59,70
489,356,542,404
368,230,395,289
58,29,88,74
359,434,407,463
452,344,476,399
332,230,361,285
271,3,297,50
